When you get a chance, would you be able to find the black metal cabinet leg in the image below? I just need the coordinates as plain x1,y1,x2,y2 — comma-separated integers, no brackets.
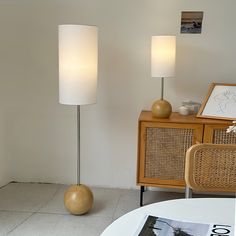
140,186,145,207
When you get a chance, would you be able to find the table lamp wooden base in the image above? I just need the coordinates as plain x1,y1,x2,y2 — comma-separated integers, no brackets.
152,99,172,118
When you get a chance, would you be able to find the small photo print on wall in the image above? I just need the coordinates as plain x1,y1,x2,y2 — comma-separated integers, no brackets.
181,11,203,34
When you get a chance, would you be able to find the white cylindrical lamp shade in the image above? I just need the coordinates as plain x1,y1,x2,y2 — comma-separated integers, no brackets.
151,36,176,78
59,25,98,105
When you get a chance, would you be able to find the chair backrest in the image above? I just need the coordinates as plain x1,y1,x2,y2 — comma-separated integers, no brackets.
185,143,236,194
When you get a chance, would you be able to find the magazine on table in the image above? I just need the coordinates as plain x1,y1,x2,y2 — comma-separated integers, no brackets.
134,215,234,236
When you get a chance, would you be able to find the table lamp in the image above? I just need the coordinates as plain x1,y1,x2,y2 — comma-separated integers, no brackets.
59,24,98,215
151,36,176,118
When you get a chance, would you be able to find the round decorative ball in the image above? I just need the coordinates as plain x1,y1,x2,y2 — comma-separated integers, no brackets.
152,99,172,118
64,184,93,215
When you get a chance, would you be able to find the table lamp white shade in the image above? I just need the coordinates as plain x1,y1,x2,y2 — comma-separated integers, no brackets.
59,25,98,105
151,36,176,78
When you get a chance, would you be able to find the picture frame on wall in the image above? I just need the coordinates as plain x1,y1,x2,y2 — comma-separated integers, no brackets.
197,83,236,120
180,11,203,34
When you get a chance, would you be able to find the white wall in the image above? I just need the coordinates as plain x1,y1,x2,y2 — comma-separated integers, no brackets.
0,0,235,188
0,113,10,186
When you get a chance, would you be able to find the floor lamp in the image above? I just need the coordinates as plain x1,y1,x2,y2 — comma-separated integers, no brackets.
151,36,176,118
58,24,98,215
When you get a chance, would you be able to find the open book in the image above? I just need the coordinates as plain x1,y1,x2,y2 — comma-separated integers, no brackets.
135,215,234,236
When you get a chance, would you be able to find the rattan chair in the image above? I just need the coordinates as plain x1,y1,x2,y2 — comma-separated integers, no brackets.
185,143,236,198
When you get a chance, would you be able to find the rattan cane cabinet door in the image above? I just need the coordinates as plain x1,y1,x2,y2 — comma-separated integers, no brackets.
138,122,203,188
204,125,236,144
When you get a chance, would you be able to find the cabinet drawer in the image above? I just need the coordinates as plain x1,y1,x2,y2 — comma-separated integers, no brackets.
204,125,236,144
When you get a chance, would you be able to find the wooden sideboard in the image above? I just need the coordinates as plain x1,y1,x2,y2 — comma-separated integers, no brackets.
137,111,236,206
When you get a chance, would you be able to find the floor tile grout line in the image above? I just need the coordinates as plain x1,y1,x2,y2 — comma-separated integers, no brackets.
6,212,36,235
111,192,123,221
36,184,62,213
0,209,114,220
32,211,70,216
0,209,37,214
32,212,114,220
0,209,69,216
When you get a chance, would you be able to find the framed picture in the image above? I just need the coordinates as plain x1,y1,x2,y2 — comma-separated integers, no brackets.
197,83,236,120
180,11,203,34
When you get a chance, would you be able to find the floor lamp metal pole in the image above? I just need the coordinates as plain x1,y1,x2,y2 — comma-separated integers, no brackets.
77,105,80,185
64,104,93,215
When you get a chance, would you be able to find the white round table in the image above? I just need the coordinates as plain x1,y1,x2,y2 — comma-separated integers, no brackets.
101,198,235,236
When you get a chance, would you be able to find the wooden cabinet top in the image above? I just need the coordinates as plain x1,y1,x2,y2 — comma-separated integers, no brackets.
139,110,232,125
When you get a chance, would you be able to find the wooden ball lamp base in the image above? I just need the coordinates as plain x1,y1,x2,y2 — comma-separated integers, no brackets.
152,99,172,118
64,184,93,215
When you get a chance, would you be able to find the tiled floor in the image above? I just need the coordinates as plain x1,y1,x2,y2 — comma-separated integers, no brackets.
0,183,185,236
